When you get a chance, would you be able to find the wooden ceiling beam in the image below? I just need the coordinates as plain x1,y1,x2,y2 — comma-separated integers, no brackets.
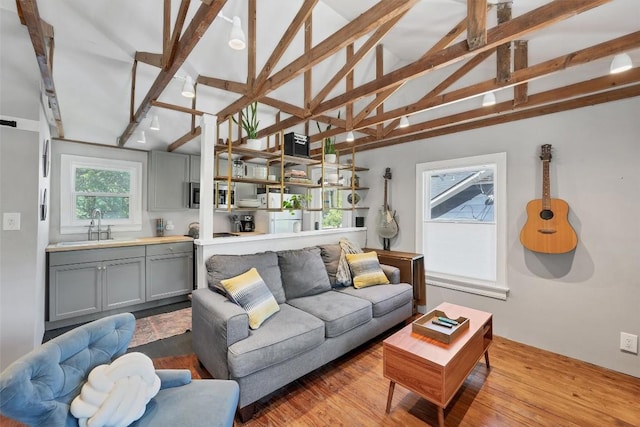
513,40,529,105
135,52,163,68
369,15,472,134
118,0,228,146
356,29,639,130
17,0,64,137
496,2,512,83
467,0,487,50
339,84,640,154
151,100,205,116
309,12,406,111
168,127,202,152
216,0,419,122
315,0,611,120
197,76,248,94
165,0,191,70
381,49,494,137
247,0,256,87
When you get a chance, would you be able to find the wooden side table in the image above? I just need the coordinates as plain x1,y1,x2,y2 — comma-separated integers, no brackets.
383,303,493,427
364,248,425,311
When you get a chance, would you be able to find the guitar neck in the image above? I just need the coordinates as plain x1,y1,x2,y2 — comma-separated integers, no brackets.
542,159,551,209
383,178,388,210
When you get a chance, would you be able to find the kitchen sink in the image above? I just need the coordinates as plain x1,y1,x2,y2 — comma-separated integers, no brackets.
54,238,140,247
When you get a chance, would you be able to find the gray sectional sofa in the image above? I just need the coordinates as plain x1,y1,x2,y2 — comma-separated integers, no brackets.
191,244,413,421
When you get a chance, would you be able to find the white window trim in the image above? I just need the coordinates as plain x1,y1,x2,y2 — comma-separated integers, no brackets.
60,155,143,234
415,152,509,300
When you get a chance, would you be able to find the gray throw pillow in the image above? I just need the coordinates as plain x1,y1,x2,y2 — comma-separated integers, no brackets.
318,244,342,286
277,247,331,300
206,251,286,304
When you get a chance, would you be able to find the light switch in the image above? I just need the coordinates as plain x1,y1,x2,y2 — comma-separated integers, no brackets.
3,213,21,231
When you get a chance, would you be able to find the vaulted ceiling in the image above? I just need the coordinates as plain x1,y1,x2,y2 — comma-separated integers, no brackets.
5,0,640,156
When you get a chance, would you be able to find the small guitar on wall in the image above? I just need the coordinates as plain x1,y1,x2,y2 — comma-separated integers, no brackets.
520,144,577,254
377,168,399,249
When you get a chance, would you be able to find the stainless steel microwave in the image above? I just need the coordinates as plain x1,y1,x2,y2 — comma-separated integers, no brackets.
189,182,200,209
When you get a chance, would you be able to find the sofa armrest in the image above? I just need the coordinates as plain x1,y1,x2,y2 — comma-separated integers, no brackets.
157,369,191,389
192,288,249,346
192,288,249,380
381,264,401,284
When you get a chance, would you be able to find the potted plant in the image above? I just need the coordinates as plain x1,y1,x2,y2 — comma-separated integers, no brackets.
282,194,312,215
233,101,261,150
317,111,340,163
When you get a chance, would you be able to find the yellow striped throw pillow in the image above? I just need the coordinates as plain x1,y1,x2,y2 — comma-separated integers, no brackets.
345,251,390,289
220,267,280,329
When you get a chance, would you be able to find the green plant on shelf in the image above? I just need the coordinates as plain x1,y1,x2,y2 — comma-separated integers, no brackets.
316,111,340,155
232,101,260,139
282,194,312,215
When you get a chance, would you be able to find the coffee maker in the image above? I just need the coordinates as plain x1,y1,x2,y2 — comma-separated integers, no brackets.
240,215,255,232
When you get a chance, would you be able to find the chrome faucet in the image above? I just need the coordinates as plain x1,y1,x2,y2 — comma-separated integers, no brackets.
91,208,102,241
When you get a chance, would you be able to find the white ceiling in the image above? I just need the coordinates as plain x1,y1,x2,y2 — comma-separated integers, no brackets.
1,0,638,154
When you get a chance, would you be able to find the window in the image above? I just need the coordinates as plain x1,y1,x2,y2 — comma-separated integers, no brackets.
60,155,142,233
416,153,508,300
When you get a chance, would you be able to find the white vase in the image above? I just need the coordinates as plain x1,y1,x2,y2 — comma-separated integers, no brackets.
325,154,337,164
293,221,301,233
246,138,263,150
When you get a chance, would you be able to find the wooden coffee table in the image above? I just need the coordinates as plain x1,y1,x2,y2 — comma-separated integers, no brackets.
383,302,493,426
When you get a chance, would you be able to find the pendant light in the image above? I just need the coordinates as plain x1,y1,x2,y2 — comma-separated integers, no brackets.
346,131,355,142
181,76,195,98
610,53,632,74
137,131,146,144
482,92,496,107
399,116,410,128
228,16,246,50
150,115,160,131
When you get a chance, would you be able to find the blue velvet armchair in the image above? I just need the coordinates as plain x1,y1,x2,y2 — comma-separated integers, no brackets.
0,312,239,426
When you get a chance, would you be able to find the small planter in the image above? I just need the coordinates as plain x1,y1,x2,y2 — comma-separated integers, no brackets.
325,153,337,164
245,138,264,150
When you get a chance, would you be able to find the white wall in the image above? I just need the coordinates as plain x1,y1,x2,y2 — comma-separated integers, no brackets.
0,118,49,370
357,97,640,377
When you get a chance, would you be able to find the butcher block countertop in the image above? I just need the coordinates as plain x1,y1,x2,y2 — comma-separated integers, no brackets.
46,235,194,252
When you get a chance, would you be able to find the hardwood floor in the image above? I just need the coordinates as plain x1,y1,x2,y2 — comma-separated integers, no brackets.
2,334,638,426
153,335,640,427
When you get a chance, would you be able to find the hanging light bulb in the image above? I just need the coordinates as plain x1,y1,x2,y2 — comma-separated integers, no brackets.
482,92,496,107
399,116,410,128
610,53,632,74
346,131,355,142
150,115,160,131
181,76,195,98
137,130,146,143
228,16,246,50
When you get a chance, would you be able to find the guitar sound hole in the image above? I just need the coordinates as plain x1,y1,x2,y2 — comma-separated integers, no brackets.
539,210,554,220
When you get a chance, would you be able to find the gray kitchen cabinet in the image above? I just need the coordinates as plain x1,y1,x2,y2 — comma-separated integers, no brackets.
48,246,146,322
146,242,193,301
148,150,190,211
190,155,201,183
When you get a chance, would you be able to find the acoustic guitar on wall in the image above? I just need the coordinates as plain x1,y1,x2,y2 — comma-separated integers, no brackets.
520,144,577,254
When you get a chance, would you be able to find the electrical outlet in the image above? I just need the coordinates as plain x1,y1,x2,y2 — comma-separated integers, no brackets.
620,332,638,354
2,213,21,231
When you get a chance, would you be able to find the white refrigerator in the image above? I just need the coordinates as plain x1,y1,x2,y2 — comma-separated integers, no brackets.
255,193,303,233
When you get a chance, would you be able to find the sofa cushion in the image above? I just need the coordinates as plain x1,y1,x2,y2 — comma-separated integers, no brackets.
207,251,286,304
220,268,280,329
318,244,341,286
338,283,413,317
287,291,372,338
277,247,331,300
227,304,325,378
346,251,390,288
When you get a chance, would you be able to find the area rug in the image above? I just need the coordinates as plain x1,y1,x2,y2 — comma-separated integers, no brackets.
128,307,192,348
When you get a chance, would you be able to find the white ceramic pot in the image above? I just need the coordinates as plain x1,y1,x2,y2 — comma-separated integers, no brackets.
293,221,302,233
325,154,337,163
245,139,264,150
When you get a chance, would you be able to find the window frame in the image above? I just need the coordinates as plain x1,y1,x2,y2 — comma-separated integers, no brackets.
60,154,143,234
415,152,509,300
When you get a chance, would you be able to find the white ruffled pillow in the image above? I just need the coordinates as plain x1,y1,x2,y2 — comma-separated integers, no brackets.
70,352,161,427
